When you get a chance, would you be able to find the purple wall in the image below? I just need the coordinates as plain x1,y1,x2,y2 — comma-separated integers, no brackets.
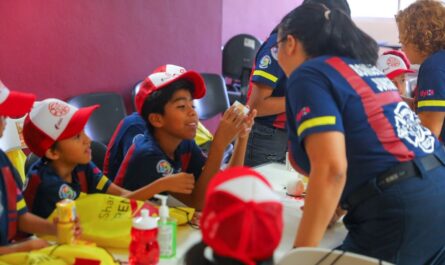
0,0,222,113
222,0,303,44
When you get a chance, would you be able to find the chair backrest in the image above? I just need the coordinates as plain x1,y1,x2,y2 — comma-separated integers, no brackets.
222,34,261,83
90,140,107,171
132,80,143,112
195,73,230,120
277,247,394,265
67,92,127,145
24,140,109,175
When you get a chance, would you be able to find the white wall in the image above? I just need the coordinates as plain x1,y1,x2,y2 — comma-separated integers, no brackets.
354,17,400,46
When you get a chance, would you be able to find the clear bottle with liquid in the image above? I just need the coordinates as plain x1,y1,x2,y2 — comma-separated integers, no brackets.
129,209,160,265
154,194,177,259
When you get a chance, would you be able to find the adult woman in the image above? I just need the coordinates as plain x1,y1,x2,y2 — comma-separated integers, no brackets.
396,0,445,140
245,0,350,167
277,3,445,264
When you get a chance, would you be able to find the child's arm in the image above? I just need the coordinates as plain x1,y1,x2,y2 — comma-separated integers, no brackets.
0,238,49,254
106,172,195,201
18,212,57,236
174,106,248,209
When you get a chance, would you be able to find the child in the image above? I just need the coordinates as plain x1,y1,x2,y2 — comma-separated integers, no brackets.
376,50,415,97
22,98,197,219
0,81,60,254
184,167,283,265
114,64,256,210
103,110,214,181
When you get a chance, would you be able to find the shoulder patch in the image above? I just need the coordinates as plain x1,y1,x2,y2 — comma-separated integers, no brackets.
156,160,174,176
132,134,144,144
259,55,272,69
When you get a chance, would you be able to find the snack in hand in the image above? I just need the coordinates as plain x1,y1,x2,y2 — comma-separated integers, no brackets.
232,100,250,116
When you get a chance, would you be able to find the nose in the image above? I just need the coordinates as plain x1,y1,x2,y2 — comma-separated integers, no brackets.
81,131,91,144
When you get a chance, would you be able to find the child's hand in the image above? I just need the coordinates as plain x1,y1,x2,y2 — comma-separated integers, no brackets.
213,106,246,147
73,217,82,238
23,238,50,251
162,172,195,194
238,108,257,140
53,216,82,239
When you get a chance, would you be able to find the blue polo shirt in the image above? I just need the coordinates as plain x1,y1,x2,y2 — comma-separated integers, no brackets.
114,130,206,191
0,150,27,245
286,56,440,201
25,160,112,218
248,32,287,129
415,50,445,140
103,112,147,181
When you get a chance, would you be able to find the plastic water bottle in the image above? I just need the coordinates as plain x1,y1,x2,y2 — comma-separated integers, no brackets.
129,209,160,265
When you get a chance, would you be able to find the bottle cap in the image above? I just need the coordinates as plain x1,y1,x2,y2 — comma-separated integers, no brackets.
132,209,158,230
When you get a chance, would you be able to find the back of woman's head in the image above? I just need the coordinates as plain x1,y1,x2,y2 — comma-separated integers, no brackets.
302,0,351,17
396,0,445,55
278,3,378,65
184,167,283,265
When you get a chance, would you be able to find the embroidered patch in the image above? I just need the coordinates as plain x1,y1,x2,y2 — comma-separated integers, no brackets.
394,102,435,153
419,90,435,98
58,184,77,200
296,107,311,122
156,160,174,176
259,55,272,69
132,134,144,144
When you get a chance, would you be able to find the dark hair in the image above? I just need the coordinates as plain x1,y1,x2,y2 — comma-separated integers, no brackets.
140,79,195,131
303,0,351,17
271,0,351,35
278,3,378,65
184,242,274,265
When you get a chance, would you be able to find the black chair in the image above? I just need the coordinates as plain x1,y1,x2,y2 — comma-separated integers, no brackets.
195,73,230,120
67,92,127,145
222,34,261,104
132,80,144,112
24,140,109,175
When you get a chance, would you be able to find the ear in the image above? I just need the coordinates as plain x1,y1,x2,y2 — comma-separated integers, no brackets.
283,35,298,56
44,147,60,160
148,113,164,129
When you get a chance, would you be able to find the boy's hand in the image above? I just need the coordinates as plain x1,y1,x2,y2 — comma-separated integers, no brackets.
161,173,195,194
53,216,82,239
213,106,247,147
238,108,257,140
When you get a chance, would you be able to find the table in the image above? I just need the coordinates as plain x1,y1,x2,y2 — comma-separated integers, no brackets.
111,163,347,264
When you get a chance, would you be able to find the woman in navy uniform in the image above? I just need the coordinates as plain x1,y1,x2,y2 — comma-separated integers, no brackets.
396,1,445,141
277,3,445,264
245,0,351,167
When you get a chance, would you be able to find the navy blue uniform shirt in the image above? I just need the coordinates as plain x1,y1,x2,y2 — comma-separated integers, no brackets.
114,130,206,191
25,160,111,218
286,56,440,201
415,50,445,140
103,112,147,180
248,32,287,129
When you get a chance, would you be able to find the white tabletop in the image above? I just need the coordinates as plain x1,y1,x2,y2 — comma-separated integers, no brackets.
111,163,347,264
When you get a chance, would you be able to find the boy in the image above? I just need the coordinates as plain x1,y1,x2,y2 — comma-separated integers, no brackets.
22,98,197,218
103,111,214,181
114,64,256,210
0,81,60,254
376,50,415,97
